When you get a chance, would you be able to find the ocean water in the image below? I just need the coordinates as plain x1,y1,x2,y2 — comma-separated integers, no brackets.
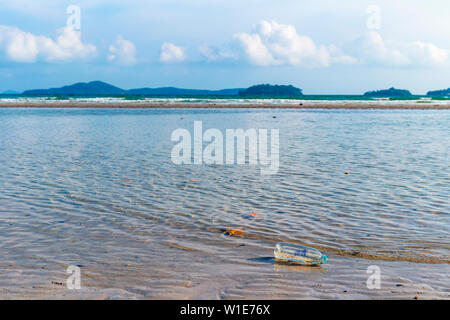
0,95,449,105
0,107,448,297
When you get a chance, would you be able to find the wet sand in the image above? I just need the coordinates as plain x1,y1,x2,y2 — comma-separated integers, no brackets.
0,102,450,109
1,252,448,300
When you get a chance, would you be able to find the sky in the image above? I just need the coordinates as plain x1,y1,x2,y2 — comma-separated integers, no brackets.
0,0,449,94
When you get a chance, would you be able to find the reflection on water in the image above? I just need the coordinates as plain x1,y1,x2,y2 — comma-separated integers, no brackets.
0,108,449,297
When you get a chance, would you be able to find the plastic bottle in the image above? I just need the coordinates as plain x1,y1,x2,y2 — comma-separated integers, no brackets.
274,242,328,265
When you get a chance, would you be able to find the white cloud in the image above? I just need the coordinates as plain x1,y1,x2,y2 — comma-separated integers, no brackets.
0,25,97,63
231,20,448,69
233,32,277,66
233,20,355,68
0,27,39,63
198,43,236,62
405,41,448,66
159,42,186,63
352,31,409,66
108,35,137,65
352,31,449,67
327,44,358,65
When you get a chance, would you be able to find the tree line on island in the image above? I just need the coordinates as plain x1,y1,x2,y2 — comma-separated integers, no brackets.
4,81,449,97
364,87,450,98
20,81,305,97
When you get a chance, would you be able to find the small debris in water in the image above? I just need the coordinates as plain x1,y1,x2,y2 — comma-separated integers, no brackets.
224,229,244,236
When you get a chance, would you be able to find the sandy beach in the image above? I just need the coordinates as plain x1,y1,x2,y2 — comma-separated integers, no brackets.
2,250,448,300
0,102,450,109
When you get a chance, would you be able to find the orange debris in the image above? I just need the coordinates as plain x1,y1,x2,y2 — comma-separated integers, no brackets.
225,229,244,236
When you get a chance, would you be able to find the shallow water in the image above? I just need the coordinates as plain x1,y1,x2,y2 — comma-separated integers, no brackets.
1,95,450,105
0,108,449,298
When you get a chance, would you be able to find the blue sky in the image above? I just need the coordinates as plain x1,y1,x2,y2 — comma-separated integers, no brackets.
0,0,449,94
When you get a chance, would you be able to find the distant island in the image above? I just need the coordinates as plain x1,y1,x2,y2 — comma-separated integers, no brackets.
363,87,412,98
22,81,243,96
22,81,305,97
23,81,125,96
239,84,303,97
427,88,450,97
11,81,450,98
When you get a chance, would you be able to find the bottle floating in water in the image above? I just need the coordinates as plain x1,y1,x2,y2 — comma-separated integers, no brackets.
274,242,328,265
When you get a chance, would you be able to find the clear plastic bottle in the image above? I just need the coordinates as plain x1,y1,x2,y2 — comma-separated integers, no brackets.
274,242,328,265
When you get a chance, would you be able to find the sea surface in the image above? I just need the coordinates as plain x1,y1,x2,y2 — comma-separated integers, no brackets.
0,107,448,298
0,95,450,105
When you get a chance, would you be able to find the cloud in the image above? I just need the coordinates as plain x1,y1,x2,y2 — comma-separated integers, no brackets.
408,41,448,66
233,20,355,68
352,31,409,66
231,20,448,69
327,44,358,65
107,35,137,65
233,32,277,66
0,25,97,63
198,43,236,62
159,42,186,63
351,31,449,67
